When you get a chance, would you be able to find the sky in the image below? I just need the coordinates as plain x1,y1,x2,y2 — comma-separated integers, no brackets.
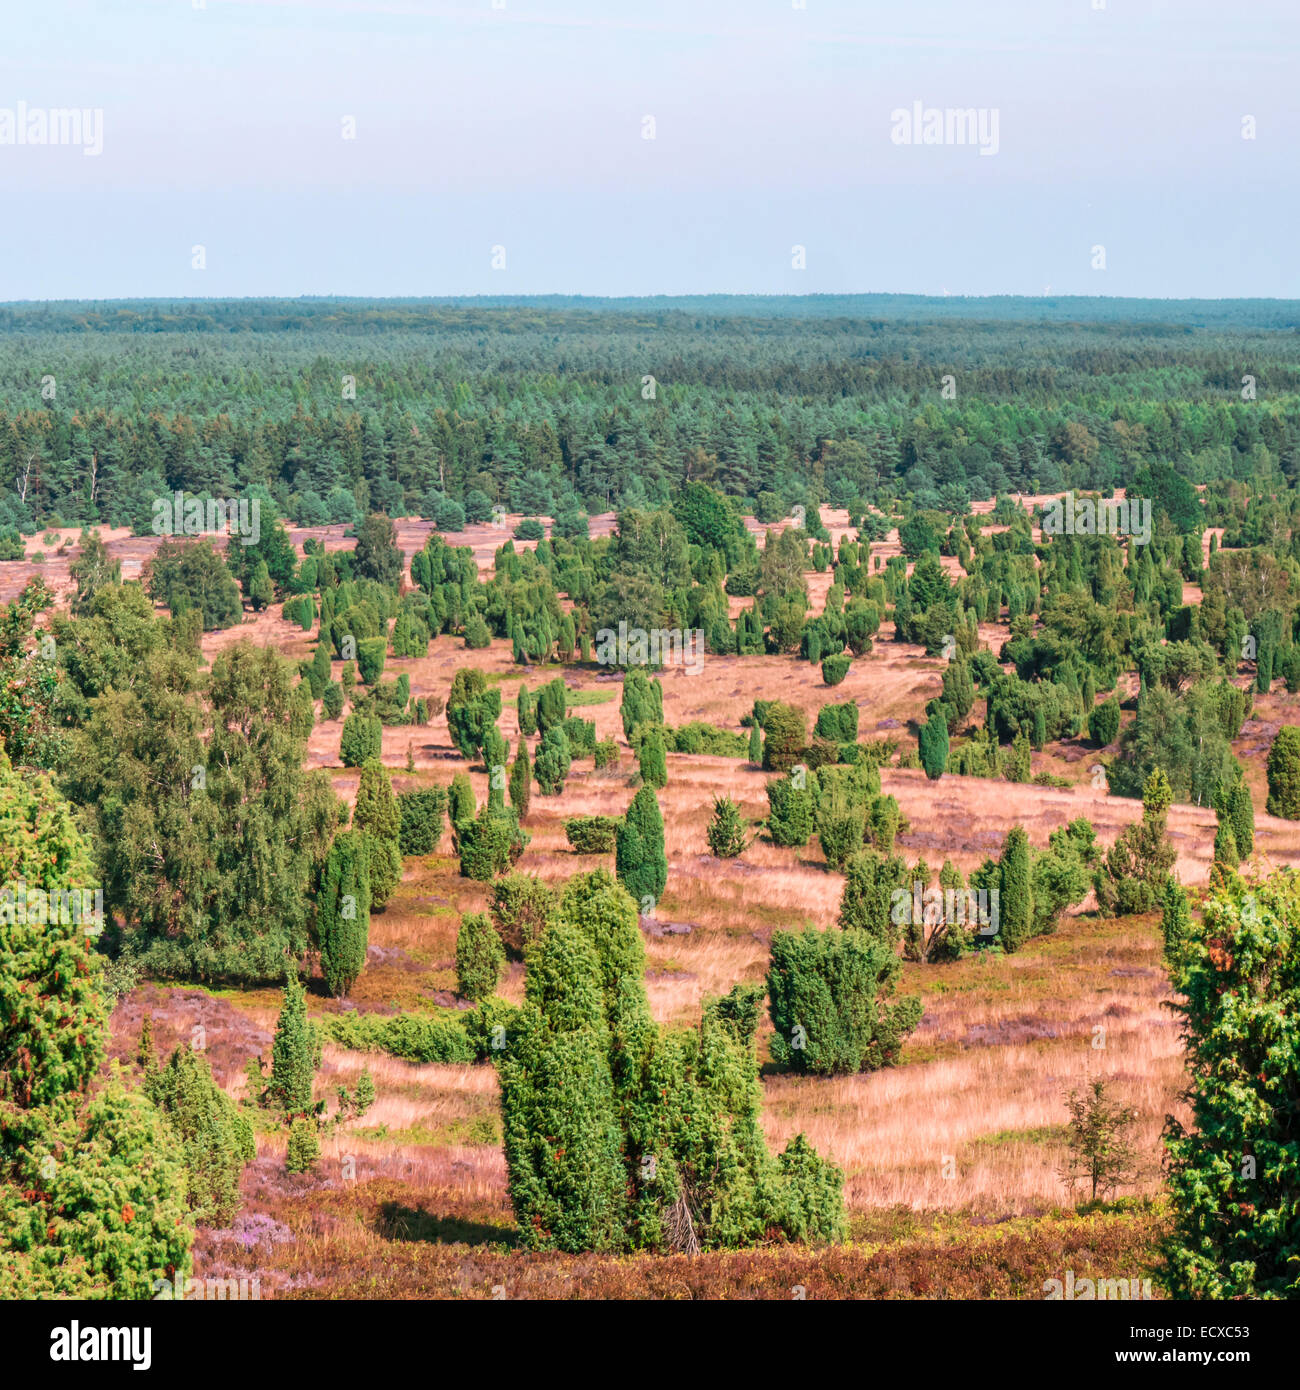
1,0,1297,300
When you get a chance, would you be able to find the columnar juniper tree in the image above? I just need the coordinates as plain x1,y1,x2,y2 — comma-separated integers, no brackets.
997,825,1032,952
316,829,372,997
352,759,402,908
616,785,667,909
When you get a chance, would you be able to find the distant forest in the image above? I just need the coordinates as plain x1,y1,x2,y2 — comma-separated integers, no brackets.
2,297,1300,533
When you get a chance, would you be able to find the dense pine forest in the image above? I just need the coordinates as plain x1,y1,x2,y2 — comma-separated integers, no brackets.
3,297,1300,539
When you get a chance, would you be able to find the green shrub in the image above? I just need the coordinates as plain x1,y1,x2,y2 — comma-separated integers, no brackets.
143,1045,254,1227
458,805,528,881
762,702,807,772
767,927,921,1075
322,680,344,720
919,709,949,780
1088,697,1121,746
638,727,668,789
534,725,572,796
564,815,620,854
814,702,859,744
319,1010,474,1063
285,1118,320,1174
616,786,667,909
397,786,447,855
456,911,505,1001
490,873,559,957
356,635,387,685
821,654,851,686
767,773,816,847
340,712,382,767
706,796,749,858
1163,868,1300,1297
594,737,619,769
562,715,597,756
269,972,322,1117
1266,726,1300,818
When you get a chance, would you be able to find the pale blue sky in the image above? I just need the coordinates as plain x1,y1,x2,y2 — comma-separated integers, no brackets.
2,0,1296,299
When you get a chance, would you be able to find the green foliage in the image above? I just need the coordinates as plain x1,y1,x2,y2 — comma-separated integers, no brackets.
69,640,341,983
564,814,620,854
285,1117,320,1174
821,654,851,686
619,669,663,739
517,682,537,736
1163,868,1300,1298
396,785,447,855
535,677,567,732
638,727,668,789
997,826,1032,953
143,1045,254,1226
1088,696,1121,746
616,785,667,909
317,829,371,997
1160,877,1192,969
919,709,949,780
534,725,572,796
767,926,921,1075
1265,725,1300,818
319,1010,475,1064
456,911,505,1002
706,796,749,858
269,972,322,1117
761,701,807,772
1094,768,1177,916
321,680,344,720
340,711,382,767
1059,1080,1141,1203
447,668,503,760
837,850,908,947
509,739,532,819
144,538,243,631
352,759,402,907
814,702,858,744
457,804,528,881
766,772,816,847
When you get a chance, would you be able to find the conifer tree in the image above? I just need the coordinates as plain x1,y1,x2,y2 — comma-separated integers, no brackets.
317,829,372,997
270,971,321,1117
998,825,1032,952
353,759,401,907
919,708,949,780
456,910,504,1002
1229,779,1254,858
638,727,668,789
616,785,667,909
0,745,192,1298
509,738,531,820
1266,725,1300,818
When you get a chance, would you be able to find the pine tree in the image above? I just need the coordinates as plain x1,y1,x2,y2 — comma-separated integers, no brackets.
706,796,749,858
616,786,667,909
998,825,1032,952
317,829,371,997
270,971,320,1117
